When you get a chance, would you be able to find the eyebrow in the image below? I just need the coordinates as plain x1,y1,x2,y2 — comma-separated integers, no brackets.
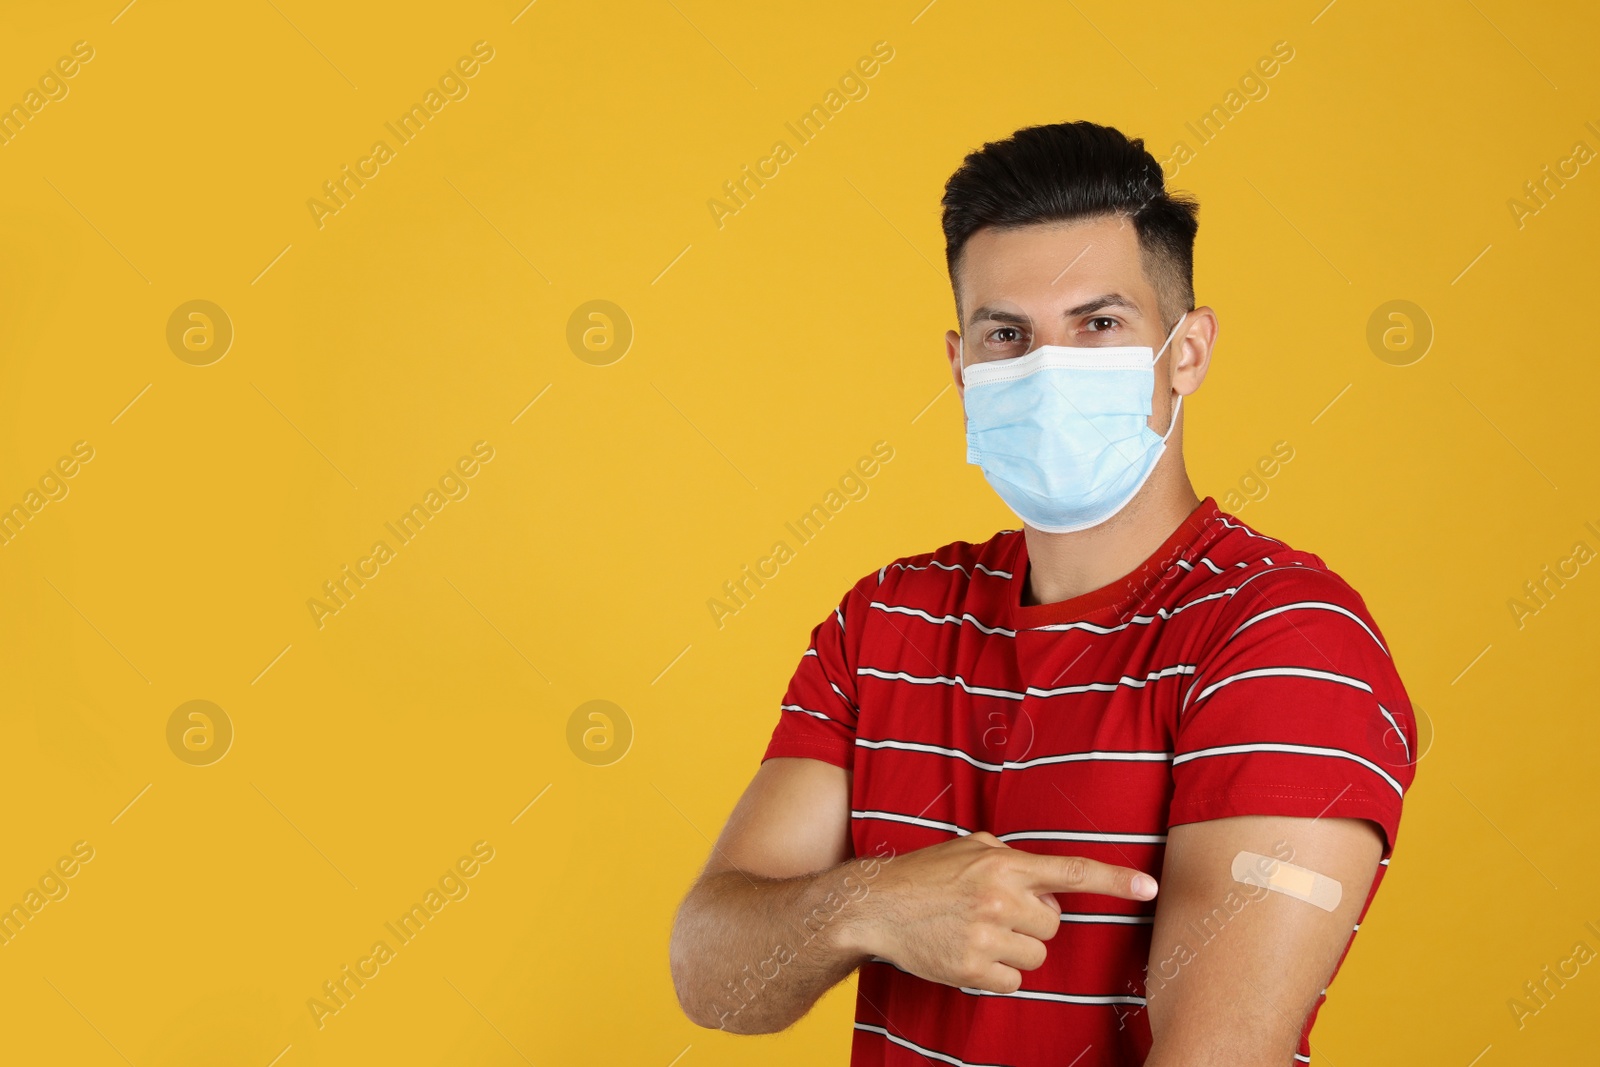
967,293,1145,327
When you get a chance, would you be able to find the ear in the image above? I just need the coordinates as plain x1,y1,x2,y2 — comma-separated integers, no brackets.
1172,307,1218,397
946,328,965,402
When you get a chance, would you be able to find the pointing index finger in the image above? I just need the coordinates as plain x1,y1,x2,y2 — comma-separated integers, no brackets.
1021,852,1158,900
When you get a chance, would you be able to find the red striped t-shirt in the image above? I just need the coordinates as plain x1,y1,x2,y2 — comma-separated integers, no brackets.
761,495,1418,1066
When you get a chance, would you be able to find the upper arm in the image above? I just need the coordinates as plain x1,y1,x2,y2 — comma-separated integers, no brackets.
1143,813,1383,1065
706,571,877,882
701,756,853,881
1145,564,1416,1062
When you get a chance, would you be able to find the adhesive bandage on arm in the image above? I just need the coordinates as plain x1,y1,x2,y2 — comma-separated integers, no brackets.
1231,851,1342,911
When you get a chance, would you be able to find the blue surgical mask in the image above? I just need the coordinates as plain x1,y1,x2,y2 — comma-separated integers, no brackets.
960,311,1189,533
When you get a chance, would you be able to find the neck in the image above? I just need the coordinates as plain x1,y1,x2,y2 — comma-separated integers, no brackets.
1019,456,1201,608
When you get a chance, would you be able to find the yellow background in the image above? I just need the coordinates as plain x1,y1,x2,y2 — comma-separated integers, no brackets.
0,0,1595,1063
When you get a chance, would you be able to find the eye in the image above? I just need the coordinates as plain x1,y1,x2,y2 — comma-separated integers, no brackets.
987,326,1026,347
1086,315,1121,332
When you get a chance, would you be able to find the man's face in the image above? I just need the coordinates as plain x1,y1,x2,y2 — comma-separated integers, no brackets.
946,214,1212,433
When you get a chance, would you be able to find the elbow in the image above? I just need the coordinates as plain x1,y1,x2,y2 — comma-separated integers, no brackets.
676,993,730,1033
668,901,737,1033
669,947,787,1035
668,914,716,1029
669,875,818,1036
668,967,727,1032
669,909,793,1036
670,967,774,1034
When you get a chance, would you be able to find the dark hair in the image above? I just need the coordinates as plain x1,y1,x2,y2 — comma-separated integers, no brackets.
940,121,1199,331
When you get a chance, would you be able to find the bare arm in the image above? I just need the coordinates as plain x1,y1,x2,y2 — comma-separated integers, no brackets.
1141,814,1385,1066
668,756,867,1034
669,757,1161,1034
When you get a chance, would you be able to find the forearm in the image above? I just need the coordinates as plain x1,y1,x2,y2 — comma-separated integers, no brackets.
669,856,877,1034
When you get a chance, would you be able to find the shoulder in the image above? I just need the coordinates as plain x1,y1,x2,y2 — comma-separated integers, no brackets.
1167,511,1419,836
863,528,1020,597
1190,511,1401,681
833,530,1018,628
1190,508,1370,608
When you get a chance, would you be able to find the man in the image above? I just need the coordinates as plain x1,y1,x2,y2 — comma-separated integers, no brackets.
669,120,1418,1066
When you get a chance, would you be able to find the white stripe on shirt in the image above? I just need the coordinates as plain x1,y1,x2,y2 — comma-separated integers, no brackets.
1226,600,1390,657
852,1022,1017,1067
1377,703,1410,760
1184,665,1374,715
1029,587,1235,634
1007,748,1174,770
1216,515,1285,545
863,960,1146,1006
856,665,1199,702
854,737,1173,774
869,600,1018,636
780,703,835,721
999,828,1168,845
886,559,1013,580
854,736,1006,772
850,809,1159,845
851,809,971,835
856,667,1027,701
1028,663,1196,698
1172,741,1405,797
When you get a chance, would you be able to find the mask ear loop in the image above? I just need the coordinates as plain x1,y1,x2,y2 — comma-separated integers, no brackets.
1154,311,1190,441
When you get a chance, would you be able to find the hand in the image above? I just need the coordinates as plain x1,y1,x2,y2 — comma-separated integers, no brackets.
841,831,1157,994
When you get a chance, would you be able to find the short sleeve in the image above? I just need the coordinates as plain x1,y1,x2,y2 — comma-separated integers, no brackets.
759,570,877,770
1170,566,1418,859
